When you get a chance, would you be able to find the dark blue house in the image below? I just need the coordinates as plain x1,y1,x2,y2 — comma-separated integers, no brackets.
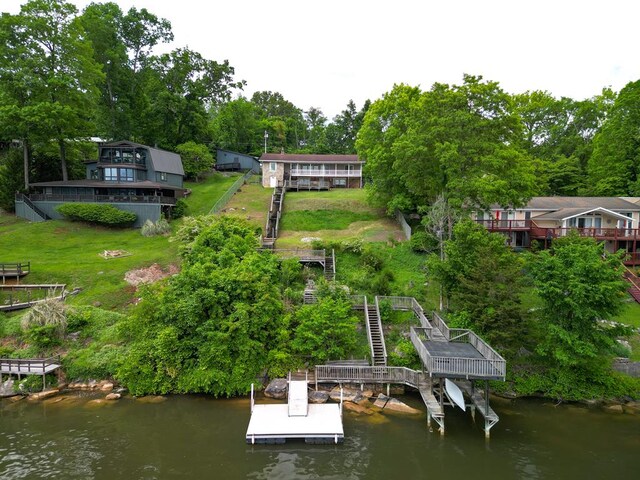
16,141,186,227
215,149,260,173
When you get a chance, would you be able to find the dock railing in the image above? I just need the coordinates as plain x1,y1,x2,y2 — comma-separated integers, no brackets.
374,296,388,364
315,365,424,389
363,297,375,365
410,325,506,380
377,295,431,328
0,355,61,375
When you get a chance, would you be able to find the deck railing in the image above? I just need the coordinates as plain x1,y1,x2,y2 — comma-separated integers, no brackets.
349,295,366,309
374,296,388,363
530,225,640,240
0,355,60,375
315,365,424,388
363,297,375,365
289,169,362,177
0,262,30,276
410,326,506,380
26,193,177,205
267,249,326,262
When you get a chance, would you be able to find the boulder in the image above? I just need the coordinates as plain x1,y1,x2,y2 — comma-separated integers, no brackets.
28,389,60,401
342,401,375,415
308,390,329,404
602,404,624,414
105,393,121,401
623,402,640,415
329,386,364,403
383,398,422,415
136,395,167,404
85,399,108,407
264,378,288,399
100,382,114,392
0,378,15,398
8,395,25,403
373,393,390,409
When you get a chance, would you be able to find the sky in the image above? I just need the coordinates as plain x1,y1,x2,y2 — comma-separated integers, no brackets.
4,0,640,119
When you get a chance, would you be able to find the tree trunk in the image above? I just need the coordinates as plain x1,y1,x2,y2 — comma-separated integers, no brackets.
58,138,69,182
23,139,30,190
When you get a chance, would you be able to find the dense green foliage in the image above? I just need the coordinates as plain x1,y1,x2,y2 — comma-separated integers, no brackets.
427,221,527,352
56,203,137,226
291,283,360,364
357,77,538,215
528,234,630,369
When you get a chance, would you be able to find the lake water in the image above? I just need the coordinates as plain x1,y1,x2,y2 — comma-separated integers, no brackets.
1,393,639,479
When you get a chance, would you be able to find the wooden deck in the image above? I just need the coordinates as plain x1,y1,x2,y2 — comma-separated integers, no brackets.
0,262,31,284
0,356,61,392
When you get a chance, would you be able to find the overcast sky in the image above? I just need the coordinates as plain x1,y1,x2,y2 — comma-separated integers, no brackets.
4,0,640,119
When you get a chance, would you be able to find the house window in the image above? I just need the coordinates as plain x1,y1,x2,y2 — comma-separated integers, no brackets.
334,178,347,187
269,162,277,172
121,168,135,182
90,169,99,180
104,167,118,181
158,172,167,182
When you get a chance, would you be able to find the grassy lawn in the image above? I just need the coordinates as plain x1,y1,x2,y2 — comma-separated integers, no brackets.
614,301,640,328
278,189,404,247
223,183,273,232
0,214,178,310
183,172,240,216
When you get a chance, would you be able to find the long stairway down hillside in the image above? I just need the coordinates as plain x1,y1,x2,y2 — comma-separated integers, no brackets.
365,298,387,366
324,249,335,281
262,186,284,248
624,268,640,304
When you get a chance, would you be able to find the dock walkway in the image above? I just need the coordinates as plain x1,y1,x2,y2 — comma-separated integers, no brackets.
0,356,61,391
0,284,66,312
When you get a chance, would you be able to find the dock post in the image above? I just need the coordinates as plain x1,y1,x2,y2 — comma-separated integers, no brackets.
484,380,490,439
386,383,390,396
250,383,254,413
42,373,46,391
427,410,431,428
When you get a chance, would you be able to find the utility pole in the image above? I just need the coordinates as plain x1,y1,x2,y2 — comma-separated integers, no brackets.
264,130,268,153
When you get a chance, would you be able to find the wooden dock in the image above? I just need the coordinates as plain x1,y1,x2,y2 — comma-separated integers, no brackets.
314,295,506,437
0,356,61,391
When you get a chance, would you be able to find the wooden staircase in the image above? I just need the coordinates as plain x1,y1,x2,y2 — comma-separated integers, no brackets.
624,269,640,304
324,249,335,281
365,297,387,366
262,186,284,248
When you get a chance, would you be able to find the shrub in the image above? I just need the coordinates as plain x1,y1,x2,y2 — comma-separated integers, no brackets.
361,244,385,270
171,199,188,219
141,218,171,237
409,230,439,253
56,203,137,226
15,374,57,393
21,298,67,349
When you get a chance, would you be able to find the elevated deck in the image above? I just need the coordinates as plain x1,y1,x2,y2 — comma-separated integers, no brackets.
0,262,30,284
0,356,61,391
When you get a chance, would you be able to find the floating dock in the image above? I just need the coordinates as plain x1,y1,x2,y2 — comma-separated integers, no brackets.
246,380,344,444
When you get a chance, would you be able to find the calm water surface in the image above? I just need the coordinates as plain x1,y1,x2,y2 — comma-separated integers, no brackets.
1,393,639,479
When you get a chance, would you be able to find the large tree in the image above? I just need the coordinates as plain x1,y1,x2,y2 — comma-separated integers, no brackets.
357,76,538,215
426,220,526,352
587,79,640,195
1,0,103,181
0,0,103,184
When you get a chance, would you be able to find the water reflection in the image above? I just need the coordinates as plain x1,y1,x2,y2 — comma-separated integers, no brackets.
1,393,639,479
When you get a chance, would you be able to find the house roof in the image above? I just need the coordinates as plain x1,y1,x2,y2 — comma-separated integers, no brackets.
29,179,185,191
533,207,635,223
100,141,184,176
259,153,362,163
523,197,640,211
